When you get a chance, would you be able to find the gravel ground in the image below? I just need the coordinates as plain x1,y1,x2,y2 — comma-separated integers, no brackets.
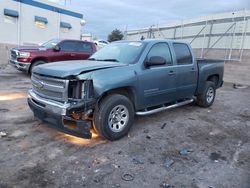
0,65,249,188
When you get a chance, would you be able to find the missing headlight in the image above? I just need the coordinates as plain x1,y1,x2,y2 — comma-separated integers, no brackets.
81,80,94,99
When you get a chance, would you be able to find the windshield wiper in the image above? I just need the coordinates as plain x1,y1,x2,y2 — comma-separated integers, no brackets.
88,58,119,62
88,58,96,61
99,59,119,62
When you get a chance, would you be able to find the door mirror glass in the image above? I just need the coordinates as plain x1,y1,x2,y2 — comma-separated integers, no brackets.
145,56,166,67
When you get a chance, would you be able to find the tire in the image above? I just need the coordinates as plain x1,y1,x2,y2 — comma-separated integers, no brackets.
29,60,45,74
93,94,135,141
196,81,216,107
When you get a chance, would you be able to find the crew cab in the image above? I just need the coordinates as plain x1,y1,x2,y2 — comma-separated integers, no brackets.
9,39,97,74
28,39,224,140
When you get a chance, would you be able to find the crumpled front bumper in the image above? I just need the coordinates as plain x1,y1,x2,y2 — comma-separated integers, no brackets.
27,90,92,139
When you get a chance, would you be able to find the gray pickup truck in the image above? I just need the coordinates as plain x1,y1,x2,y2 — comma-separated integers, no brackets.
28,39,224,140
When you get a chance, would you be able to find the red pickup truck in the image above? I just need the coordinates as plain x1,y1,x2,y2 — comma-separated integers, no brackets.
9,39,97,74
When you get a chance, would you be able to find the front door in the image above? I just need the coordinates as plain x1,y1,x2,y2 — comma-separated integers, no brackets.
54,40,79,61
138,42,177,108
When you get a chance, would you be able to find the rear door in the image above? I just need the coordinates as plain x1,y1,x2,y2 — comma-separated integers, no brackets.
138,42,177,108
173,43,198,99
75,41,94,60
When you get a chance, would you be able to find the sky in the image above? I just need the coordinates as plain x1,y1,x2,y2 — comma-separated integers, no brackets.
49,0,250,40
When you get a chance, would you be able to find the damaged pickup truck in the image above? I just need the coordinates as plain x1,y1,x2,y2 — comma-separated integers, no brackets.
28,39,224,140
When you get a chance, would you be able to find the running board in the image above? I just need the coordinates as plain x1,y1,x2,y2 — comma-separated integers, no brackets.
136,99,194,116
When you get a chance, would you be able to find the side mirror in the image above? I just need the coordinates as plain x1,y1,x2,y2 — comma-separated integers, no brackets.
53,45,60,52
145,56,166,67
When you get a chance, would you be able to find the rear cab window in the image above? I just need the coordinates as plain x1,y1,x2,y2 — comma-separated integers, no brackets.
173,43,193,65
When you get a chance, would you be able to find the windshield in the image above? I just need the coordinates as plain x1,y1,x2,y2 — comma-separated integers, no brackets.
41,39,61,49
89,41,145,64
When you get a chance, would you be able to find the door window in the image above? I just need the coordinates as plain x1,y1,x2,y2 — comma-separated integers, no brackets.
173,43,192,65
76,42,93,52
59,41,77,52
147,43,172,65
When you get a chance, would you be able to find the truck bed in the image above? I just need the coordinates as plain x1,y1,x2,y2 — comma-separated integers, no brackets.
196,58,225,64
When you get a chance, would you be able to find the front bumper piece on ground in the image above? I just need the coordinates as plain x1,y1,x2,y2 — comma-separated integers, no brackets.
9,59,31,73
27,90,92,139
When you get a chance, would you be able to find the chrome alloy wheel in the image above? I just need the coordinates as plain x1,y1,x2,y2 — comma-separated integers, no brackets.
206,87,214,104
108,105,129,132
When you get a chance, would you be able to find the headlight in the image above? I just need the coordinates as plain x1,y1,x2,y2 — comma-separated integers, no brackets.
19,52,30,58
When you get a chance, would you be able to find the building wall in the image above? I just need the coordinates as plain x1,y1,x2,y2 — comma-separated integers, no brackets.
0,0,83,45
127,10,250,50
127,10,250,85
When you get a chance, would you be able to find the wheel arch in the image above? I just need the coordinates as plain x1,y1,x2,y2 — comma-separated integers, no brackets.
206,74,219,88
29,57,48,73
96,86,137,110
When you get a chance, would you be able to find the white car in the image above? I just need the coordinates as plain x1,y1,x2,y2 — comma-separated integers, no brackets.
94,40,109,49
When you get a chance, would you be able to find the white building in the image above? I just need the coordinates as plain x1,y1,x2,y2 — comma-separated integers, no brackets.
0,0,84,45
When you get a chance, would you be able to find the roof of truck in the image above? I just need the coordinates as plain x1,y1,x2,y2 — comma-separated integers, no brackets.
116,39,190,45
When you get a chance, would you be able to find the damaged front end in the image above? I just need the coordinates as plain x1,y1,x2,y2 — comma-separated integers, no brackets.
28,73,97,139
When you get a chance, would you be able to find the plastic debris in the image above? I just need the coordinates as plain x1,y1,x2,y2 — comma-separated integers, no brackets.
146,135,151,139
164,158,174,169
209,152,226,162
0,131,7,138
161,123,167,129
233,84,248,89
179,149,193,156
132,156,144,165
159,181,175,188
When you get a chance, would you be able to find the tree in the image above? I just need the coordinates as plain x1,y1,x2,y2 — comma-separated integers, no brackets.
107,29,124,42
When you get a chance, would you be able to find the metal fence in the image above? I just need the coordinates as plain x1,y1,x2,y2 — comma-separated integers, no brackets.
126,10,250,61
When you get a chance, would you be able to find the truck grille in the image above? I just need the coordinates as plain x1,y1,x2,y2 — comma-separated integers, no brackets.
10,50,18,60
31,74,69,102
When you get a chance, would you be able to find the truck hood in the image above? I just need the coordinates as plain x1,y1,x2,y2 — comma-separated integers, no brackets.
13,46,47,52
33,60,127,78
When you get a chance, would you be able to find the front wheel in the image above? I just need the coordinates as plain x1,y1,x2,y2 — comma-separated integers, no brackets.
93,94,134,141
196,81,216,107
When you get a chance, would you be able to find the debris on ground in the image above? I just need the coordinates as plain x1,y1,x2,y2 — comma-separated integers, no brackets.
92,156,109,165
112,164,120,169
113,183,120,187
0,108,9,112
143,129,149,133
209,152,227,162
132,156,144,165
179,149,194,156
121,173,134,181
233,84,248,89
161,123,167,129
0,131,7,138
159,181,175,188
163,158,175,169
146,135,151,139
148,158,156,164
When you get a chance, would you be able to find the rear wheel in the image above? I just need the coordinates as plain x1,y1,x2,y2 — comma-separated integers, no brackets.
29,60,45,74
196,81,216,107
93,94,134,141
